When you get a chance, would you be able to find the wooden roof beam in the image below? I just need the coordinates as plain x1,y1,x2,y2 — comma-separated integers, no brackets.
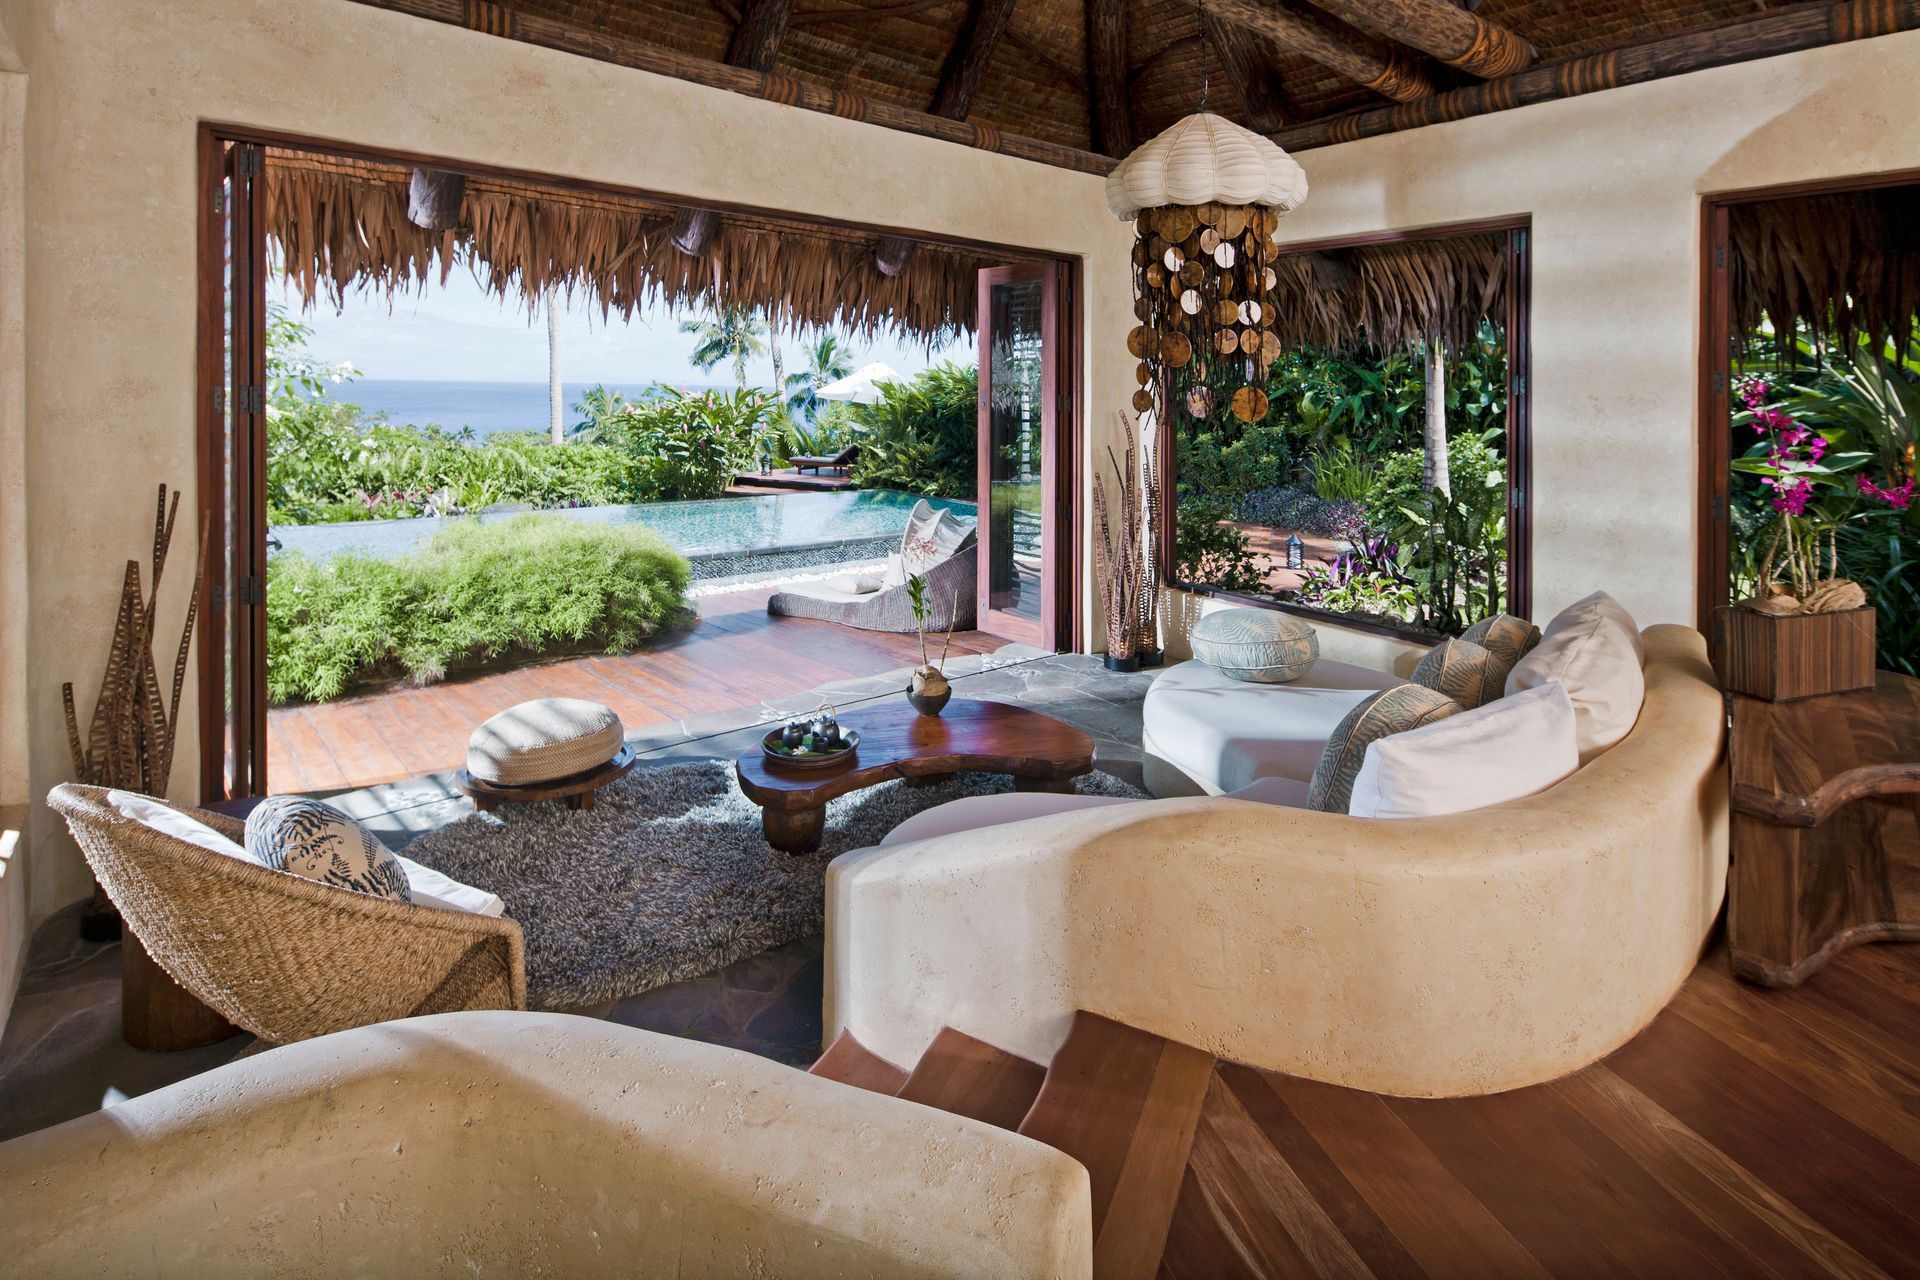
1192,0,1435,103
1086,0,1134,156
1200,13,1289,133
930,0,1016,119
1304,0,1534,77
725,0,795,74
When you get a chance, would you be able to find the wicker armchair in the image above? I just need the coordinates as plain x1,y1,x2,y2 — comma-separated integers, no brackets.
766,542,978,634
48,784,526,1046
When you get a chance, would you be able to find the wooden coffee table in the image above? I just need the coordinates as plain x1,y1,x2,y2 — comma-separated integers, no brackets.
735,699,1096,853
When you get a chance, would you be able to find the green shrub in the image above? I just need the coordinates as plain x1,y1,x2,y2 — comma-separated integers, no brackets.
1173,496,1266,594
848,362,978,498
591,387,771,501
1309,438,1376,500
267,515,691,704
1364,433,1505,523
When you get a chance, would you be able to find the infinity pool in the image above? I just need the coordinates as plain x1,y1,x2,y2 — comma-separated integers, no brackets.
270,489,978,564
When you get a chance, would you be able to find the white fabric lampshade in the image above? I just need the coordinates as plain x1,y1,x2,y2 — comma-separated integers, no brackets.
1104,112,1308,223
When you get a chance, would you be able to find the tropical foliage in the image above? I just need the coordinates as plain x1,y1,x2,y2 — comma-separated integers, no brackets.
846,361,978,498
678,304,767,391
267,516,691,704
785,333,855,422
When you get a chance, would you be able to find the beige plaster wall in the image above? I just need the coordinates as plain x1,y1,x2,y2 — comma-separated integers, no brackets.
1159,27,1920,655
0,0,1133,973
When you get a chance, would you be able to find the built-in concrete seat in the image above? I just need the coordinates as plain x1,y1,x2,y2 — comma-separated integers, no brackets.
1140,656,1400,797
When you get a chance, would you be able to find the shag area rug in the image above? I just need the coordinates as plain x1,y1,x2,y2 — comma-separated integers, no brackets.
403,760,1145,1010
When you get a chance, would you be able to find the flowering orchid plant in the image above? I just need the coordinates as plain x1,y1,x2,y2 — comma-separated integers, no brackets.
1733,376,1912,610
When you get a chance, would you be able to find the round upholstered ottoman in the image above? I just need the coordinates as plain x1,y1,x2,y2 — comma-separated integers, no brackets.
455,698,634,812
1188,607,1320,683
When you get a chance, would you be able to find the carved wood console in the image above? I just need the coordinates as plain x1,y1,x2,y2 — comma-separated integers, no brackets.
1727,671,1920,987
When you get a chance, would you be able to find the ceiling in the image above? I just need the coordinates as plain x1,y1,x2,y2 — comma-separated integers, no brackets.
488,0,1800,158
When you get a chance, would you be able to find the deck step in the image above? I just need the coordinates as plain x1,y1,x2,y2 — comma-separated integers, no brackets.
1017,1011,1215,1280
808,1030,910,1096
895,1027,1048,1130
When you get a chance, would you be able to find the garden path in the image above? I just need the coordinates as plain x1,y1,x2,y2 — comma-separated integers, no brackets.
266,584,1018,795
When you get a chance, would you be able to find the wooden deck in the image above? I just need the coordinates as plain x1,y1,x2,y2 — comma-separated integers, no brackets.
266,583,1017,795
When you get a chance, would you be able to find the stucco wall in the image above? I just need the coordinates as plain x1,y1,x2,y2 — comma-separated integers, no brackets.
1159,26,1920,657
0,0,1133,964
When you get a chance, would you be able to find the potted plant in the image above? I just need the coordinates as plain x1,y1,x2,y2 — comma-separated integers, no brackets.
1715,376,1912,700
906,572,957,715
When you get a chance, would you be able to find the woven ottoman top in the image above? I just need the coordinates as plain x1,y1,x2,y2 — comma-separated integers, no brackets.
467,698,625,787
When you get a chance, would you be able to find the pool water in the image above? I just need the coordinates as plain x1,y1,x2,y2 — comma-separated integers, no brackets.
270,489,979,563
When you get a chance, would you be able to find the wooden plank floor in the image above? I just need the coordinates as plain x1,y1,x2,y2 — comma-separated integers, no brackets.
1160,942,1920,1279
267,583,1017,794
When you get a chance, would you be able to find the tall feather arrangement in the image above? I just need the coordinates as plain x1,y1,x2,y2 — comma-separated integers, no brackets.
1135,416,1161,654
1094,415,1149,661
63,485,206,798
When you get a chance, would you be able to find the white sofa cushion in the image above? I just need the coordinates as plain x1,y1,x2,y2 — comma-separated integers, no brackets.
1508,591,1645,763
1306,684,1465,813
879,793,1137,847
1188,607,1320,683
1347,683,1580,819
899,500,974,577
108,790,258,863
396,854,506,916
1142,657,1400,795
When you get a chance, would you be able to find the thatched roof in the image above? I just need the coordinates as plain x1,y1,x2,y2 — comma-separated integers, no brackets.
1730,186,1920,348
265,148,1017,343
1267,232,1506,353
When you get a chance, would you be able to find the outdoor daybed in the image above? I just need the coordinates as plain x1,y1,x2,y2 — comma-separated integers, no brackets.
766,499,977,633
792,443,858,473
825,618,1729,1098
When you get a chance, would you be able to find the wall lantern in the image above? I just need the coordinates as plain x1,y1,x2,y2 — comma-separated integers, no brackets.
1106,113,1308,426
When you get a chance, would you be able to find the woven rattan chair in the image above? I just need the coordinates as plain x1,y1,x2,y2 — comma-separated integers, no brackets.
48,784,526,1046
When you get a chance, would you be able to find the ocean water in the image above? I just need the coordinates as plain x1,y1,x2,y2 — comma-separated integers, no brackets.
335,379,741,436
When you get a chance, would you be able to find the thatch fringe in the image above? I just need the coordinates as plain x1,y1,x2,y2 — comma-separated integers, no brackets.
264,149,999,344
1267,232,1507,353
1730,188,1920,349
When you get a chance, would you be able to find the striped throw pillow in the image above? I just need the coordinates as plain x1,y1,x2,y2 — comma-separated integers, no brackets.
1460,614,1542,669
1189,607,1320,683
1307,684,1464,814
1411,638,1511,709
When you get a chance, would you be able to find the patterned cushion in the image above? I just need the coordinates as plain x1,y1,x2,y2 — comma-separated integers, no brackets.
1410,638,1511,710
1306,684,1464,813
245,797,412,902
899,500,975,577
467,698,624,786
1460,613,1542,668
1188,607,1320,683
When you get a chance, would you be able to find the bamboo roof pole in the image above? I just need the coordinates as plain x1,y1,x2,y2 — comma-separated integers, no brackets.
1305,0,1534,77
1187,0,1435,102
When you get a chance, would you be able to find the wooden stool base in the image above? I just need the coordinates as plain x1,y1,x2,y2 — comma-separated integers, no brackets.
456,745,637,813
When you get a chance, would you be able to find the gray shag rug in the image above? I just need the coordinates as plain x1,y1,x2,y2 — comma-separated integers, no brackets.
403,760,1144,1010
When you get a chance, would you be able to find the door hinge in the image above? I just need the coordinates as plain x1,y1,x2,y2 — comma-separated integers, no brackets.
1513,373,1527,397
238,384,265,415
1513,488,1526,510
1714,243,1727,270
1513,228,1528,252
234,146,265,178
238,575,265,606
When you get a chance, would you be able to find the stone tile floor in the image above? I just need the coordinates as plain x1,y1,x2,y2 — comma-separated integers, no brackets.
0,651,1153,1142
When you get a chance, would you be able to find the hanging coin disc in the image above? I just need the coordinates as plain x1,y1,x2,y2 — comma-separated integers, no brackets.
1135,214,1154,237
1186,385,1214,418
1145,263,1166,288
1198,228,1221,254
1231,386,1270,423
1163,245,1185,273
1133,295,1149,320
1127,324,1157,358
1213,241,1237,269
1131,241,1150,268
1179,288,1203,315
1239,328,1262,356
1158,207,1197,243
1161,331,1192,368
1132,387,1155,414
1214,299,1240,326
1238,300,1262,325
1261,330,1284,365
1135,360,1153,386
1178,260,1204,287
1262,266,1279,293
1214,328,1239,356
1218,206,1250,239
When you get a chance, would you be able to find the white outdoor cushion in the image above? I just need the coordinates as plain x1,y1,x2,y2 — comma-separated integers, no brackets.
899,500,974,577
1189,607,1320,683
1142,657,1400,795
467,698,624,786
396,854,505,916
108,790,258,863
1225,776,1312,809
1347,683,1580,819
850,574,884,595
1508,592,1645,763
879,793,1138,847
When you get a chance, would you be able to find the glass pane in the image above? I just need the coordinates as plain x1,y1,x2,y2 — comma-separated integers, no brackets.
986,278,1044,630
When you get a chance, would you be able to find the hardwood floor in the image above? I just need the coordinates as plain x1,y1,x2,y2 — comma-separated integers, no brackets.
266,582,1017,794
1160,943,1920,1279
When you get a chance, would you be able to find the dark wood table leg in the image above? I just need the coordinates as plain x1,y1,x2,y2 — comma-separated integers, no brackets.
1014,773,1081,795
122,929,239,1052
907,771,957,788
764,805,826,855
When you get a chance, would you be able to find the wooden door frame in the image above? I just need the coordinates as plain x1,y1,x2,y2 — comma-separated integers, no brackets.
1696,166,1920,635
1156,214,1534,635
976,260,1076,652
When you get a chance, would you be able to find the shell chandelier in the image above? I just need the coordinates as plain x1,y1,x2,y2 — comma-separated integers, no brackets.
1106,112,1308,425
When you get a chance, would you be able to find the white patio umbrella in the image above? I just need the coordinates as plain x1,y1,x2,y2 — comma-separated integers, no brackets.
815,361,903,405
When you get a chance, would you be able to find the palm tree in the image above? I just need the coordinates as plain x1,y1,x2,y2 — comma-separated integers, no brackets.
678,303,767,391
546,287,564,445
785,333,856,422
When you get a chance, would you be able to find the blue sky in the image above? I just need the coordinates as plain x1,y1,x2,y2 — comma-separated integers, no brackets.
273,269,972,387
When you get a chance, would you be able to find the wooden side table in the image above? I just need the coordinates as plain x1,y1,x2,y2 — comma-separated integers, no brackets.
1727,671,1920,987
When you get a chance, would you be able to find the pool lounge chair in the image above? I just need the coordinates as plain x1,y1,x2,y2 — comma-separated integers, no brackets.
767,541,976,633
793,443,858,474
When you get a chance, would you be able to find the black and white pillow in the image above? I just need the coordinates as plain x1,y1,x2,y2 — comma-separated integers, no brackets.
244,797,412,903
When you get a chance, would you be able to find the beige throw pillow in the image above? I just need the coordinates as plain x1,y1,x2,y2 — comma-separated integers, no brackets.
1410,638,1511,709
1306,684,1463,814
1347,683,1580,818
1507,591,1644,763
1459,613,1542,668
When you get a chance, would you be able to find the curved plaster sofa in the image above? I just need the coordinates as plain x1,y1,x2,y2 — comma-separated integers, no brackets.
0,1012,1089,1279
826,625,1729,1098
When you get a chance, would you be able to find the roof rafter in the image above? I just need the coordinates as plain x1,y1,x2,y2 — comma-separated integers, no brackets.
1187,0,1435,103
1086,0,1134,155
930,0,1017,119
1200,12,1289,133
1304,0,1534,77
725,0,795,74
